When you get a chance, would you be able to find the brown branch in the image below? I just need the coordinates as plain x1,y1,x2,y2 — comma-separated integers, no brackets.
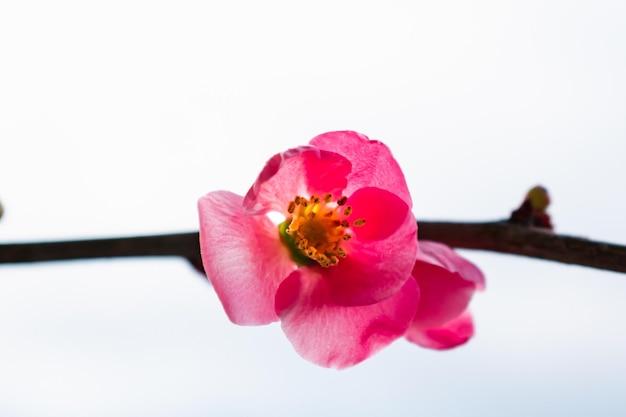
0,222,625,274
418,221,626,274
0,233,203,270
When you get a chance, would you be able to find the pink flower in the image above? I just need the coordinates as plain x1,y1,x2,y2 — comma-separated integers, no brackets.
198,131,419,369
198,131,487,367
406,240,486,349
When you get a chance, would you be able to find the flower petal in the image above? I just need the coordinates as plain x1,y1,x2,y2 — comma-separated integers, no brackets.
320,187,417,306
416,240,486,289
405,309,475,350
310,131,412,208
346,186,410,242
410,260,476,328
243,146,352,216
275,270,419,369
198,191,295,325
407,241,485,350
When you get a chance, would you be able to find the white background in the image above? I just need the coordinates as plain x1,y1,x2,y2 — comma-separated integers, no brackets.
1,1,625,416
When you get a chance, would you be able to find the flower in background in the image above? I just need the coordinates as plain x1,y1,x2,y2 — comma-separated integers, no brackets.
406,240,485,349
198,131,419,369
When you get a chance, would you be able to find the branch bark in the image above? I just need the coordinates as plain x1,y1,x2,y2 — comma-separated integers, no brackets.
1,221,625,274
418,221,626,273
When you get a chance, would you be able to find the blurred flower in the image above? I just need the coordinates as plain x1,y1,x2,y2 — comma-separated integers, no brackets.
406,240,486,349
198,131,418,368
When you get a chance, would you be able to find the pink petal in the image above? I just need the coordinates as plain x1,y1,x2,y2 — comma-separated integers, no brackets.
243,146,352,216
407,242,485,350
309,131,412,208
405,310,475,350
346,186,411,242
410,260,476,328
198,191,296,325
275,270,419,369
320,187,417,306
417,240,486,289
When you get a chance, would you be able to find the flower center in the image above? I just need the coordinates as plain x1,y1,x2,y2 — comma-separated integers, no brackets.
279,194,365,267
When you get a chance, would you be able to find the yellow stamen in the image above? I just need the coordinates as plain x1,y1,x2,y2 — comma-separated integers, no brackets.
282,193,360,267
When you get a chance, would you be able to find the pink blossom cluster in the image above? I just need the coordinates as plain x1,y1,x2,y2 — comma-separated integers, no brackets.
198,131,485,369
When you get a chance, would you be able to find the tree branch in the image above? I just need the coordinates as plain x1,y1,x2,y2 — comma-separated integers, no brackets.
418,221,626,273
1,221,625,274
0,232,203,269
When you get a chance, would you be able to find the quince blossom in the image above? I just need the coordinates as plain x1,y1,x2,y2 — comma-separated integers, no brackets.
198,131,485,368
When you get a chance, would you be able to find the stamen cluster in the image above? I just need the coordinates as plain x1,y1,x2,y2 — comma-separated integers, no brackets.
285,193,365,267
